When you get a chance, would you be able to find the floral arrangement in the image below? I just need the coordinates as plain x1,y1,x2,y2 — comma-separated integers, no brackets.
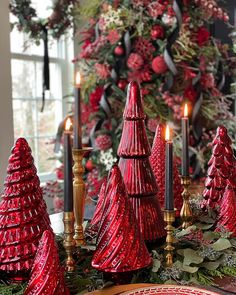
74,0,235,183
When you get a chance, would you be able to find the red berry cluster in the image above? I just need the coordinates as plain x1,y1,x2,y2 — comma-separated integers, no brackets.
194,0,229,21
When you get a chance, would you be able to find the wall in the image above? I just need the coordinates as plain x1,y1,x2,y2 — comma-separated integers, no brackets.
0,0,14,190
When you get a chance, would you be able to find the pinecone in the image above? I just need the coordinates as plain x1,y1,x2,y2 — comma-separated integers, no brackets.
95,134,112,151
127,53,144,70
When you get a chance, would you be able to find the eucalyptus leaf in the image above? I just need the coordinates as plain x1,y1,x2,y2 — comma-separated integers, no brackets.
174,260,198,273
203,231,220,241
197,215,215,224
183,248,204,265
177,249,185,256
195,223,213,230
176,225,197,238
230,238,236,247
181,263,199,273
200,261,220,270
211,238,232,251
152,259,161,272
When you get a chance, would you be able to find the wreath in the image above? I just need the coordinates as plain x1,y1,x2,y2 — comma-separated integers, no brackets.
9,0,78,111
10,0,77,43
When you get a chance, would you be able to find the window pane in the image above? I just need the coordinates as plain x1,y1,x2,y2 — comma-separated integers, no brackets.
37,137,57,174
35,62,62,99
13,100,36,138
37,100,62,136
10,27,25,53
12,59,35,98
10,29,59,58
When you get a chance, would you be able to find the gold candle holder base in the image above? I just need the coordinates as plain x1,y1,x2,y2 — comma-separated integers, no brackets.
164,209,176,267
72,147,93,247
180,176,192,229
63,212,76,272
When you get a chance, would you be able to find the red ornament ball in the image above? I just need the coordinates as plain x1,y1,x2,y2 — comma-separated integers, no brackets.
85,159,95,171
152,56,168,74
117,79,128,90
151,25,165,40
95,134,112,151
114,44,125,56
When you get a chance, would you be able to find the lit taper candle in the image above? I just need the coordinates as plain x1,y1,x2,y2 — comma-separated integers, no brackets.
181,103,189,176
74,71,82,149
165,125,174,210
64,118,73,212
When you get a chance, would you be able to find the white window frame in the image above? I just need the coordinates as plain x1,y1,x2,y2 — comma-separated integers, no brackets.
11,36,73,183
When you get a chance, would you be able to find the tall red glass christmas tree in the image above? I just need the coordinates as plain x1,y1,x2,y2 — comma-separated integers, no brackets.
150,124,183,213
92,164,152,273
0,138,51,278
202,126,236,210
24,230,69,295
117,81,165,241
215,184,236,237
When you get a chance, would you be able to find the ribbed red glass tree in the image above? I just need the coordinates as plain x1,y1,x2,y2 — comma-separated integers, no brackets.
202,126,235,210
86,178,107,237
215,184,236,237
117,81,165,241
150,124,183,213
0,138,51,279
24,230,69,295
92,164,152,273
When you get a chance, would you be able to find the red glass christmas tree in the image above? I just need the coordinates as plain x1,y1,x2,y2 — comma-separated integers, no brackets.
201,126,236,210
24,230,69,295
117,81,165,241
92,164,152,273
215,184,236,237
150,124,183,213
0,138,51,278
85,178,107,238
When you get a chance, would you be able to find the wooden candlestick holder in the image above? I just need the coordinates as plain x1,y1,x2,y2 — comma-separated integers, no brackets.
63,212,76,272
164,209,176,267
180,176,192,229
72,147,92,247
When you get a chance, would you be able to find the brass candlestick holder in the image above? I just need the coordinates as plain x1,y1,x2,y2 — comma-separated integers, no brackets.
180,176,192,229
63,212,76,272
72,147,92,247
164,209,176,267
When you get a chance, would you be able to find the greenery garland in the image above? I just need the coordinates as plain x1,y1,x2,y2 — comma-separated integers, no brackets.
1,197,236,294
9,0,78,44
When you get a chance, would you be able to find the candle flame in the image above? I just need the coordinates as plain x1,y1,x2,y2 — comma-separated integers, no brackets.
184,103,188,117
65,118,72,131
165,125,170,141
75,71,81,87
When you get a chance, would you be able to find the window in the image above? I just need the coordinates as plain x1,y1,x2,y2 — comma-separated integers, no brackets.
10,3,74,181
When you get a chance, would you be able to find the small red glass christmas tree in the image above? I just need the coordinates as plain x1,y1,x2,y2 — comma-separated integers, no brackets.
117,81,165,241
85,178,107,238
202,126,235,210
90,179,107,224
92,164,152,273
24,230,69,295
215,184,236,237
150,124,183,213
0,138,51,278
